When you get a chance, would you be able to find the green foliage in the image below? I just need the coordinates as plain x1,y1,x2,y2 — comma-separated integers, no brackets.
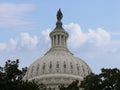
4,59,22,81
59,80,79,90
12,80,40,90
80,73,102,90
80,68,120,90
0,59,41,90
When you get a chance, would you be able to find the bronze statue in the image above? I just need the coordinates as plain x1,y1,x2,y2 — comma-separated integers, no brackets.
57,9,63,21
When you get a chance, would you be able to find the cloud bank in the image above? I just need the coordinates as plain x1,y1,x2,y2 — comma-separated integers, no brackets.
0,23,114,52
64,23,111,49
0,23,120,73
0,32,39,51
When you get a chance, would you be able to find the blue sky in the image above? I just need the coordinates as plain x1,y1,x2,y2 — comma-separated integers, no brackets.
0,0,120,73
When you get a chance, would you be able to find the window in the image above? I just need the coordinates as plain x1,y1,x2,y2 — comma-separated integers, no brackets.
56,61,59,72
64,62,66,68
43,63,45,74
56,62,59,68
70,63,73,73
36,64,39,75
76,64,80,75
82,65,85,76
77,64,79,70
64,62,66,73
31,66,34,77
87,68,90,74
70,63,73,69
49,62,52,69
49,62,52,73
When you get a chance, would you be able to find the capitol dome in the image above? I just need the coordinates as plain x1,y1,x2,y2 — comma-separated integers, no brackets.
23,9,92,89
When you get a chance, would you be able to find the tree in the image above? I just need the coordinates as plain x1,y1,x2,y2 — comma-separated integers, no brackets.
4,59,22,81
0,59,41,90
80,68,120,90
59,80,79,90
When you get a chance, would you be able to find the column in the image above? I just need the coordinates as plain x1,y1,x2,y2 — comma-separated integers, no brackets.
58,35,60,46
56,35,58,46
63,36,65,47
60,35,62,46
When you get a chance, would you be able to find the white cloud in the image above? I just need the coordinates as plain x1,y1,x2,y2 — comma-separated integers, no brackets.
64,23,111,49
41,29,51,42
0,3,34,28
0,32,39,51
87,28,111,46
64,23,87,48
2,23,110,52
40,23,111,49
20,32,39,50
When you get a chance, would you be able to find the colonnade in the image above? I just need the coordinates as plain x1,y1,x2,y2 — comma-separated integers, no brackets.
51,34,67,48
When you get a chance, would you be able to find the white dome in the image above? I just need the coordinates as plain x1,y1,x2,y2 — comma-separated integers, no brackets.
23,9,92,89
24,49,91,85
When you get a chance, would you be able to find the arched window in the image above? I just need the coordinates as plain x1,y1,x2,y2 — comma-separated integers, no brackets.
70,63,73,69
82,65,85,76
76,64,79,75
49,62,52,73
56,61,59,72
87,67,90,74
43,63,45,74
56,62,59,68
31,66,34,77
64,62,66,68
49,62,52,69
64,62,66,73
36,64,40,75
70,63,73,73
